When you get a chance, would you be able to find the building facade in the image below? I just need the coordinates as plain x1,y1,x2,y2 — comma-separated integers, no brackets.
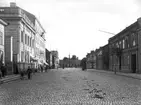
95,48,103,70
95,44,109,70
45,48,52,68
86,51,96,69
0,19,7,65
109,18,141,73
51,50,59,69
0,3,46,74
59,56,81,68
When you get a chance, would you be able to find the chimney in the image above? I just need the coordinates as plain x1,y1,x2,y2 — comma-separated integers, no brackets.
10,2,16,7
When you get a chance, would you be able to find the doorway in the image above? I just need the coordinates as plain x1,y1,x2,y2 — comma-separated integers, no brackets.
131,54,136,73
119,56,121,70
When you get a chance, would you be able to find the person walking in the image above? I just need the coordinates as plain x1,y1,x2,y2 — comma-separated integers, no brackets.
27,66,32,79
1,64,5,77
20,69,24,80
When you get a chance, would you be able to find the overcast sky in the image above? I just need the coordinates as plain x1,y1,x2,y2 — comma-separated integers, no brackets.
1,0,141,59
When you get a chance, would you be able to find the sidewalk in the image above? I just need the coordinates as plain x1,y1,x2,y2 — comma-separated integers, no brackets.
87,69,141,80
0,74,20,84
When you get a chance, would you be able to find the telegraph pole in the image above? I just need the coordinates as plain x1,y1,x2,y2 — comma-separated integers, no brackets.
98,30,117,74
98,30,115,35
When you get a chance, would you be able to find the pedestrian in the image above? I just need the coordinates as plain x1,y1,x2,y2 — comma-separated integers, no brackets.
20,71,24,80
27,66,32,79
1,64,5,77
0,70,2,79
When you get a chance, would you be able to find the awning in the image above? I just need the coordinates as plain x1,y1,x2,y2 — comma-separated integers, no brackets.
44,62,49,66
30,56,38,62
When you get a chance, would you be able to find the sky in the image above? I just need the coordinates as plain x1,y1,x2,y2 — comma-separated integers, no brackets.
0,0,141,60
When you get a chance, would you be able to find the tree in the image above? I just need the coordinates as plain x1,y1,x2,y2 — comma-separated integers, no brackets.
71,55,77,60
63,57,68,61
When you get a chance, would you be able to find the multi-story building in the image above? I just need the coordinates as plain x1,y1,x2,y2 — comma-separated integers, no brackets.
109,18,141,73
0,19,7,65
50,52,53,69
95,48,103,70
102,44,109,70
0,3,46,74
95,44,109,70
51,50,59,69
45,48,52,68
86,50,96,69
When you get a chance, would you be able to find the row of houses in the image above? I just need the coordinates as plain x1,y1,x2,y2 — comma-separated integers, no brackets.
0,2,58,75
85,17,141,74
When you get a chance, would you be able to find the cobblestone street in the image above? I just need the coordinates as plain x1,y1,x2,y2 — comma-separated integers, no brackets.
0,68,141,105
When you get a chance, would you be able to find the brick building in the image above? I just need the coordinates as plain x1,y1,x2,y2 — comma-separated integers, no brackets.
51,50,59,69
109,18,141,73
45,48,53,68
86,50,96,69
95,48,103,70
95,44,109,70
0,3,46,74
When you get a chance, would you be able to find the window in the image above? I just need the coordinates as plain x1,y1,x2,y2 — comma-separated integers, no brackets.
125,36,128,48
27,36,29,46
133,40,136,46
132,33,136,46
25,34,27,44
0,31,3,45
27,35,28,45
30,38,32,47
32,40,34,48
127,55,129,65
119,41,121,48
116,42,119,48
21,51,24,62
21,31,24,43
28,36,30,46
123,39,125,49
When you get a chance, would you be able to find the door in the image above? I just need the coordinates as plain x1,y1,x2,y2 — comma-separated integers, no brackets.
119,56,121,70
131,54,136,73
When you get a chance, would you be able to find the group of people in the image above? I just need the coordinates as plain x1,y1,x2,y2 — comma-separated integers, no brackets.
20,66,32,80
0,63,47,80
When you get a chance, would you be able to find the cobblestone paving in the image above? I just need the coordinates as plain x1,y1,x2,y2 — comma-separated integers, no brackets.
0,68,141,105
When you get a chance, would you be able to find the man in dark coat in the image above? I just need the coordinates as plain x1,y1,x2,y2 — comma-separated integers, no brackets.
1,64,5,77
27,66,32,79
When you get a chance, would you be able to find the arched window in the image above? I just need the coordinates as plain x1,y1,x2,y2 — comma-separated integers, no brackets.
132,33,136,46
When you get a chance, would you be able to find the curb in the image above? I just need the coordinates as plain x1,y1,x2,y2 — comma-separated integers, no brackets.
87,69,141,80
116,73,141,80
0,75,20,84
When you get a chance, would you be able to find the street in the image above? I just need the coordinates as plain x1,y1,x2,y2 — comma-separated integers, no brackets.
0,68,141,105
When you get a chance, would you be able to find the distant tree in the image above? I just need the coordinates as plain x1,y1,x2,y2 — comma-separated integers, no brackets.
63,57,68,61
71,55,77,60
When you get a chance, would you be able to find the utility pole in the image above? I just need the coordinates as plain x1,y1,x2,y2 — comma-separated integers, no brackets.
98,30,115,35
99,30,117,74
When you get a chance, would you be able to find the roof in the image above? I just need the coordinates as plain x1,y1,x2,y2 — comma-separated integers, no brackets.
109,21,137,42
22,9,36,25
